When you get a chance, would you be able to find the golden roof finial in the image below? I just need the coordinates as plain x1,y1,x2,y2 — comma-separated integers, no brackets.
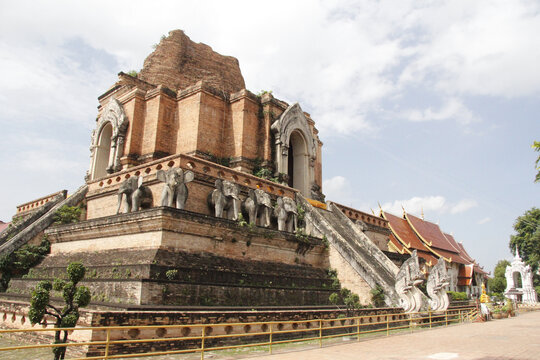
401,205,406,218
377,202,383,216
421,206,424,220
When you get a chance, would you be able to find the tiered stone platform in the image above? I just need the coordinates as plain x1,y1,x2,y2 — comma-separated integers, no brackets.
8,207,334,306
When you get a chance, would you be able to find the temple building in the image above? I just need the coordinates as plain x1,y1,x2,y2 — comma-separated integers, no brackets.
380,209,488,296
0,29,488,318
87,30,323,203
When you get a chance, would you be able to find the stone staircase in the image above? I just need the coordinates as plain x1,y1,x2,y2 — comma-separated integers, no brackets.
299,195,400,305
0,185,88,257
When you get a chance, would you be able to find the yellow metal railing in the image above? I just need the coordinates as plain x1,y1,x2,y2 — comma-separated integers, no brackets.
0,306,477,359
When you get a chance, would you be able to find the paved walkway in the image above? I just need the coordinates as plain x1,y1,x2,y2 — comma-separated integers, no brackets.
242,311,540,360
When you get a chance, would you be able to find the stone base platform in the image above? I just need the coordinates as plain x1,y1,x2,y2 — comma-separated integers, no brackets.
7,207,335,306
0,297,403,358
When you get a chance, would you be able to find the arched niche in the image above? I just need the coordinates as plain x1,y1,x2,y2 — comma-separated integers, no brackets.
92,123,112,179
271,103,317,198
287,130,309,195
512,271,523,288
88,97,128,181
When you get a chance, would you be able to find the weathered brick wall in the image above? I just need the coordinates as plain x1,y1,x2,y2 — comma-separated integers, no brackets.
328,245,373,304
0,206,331,306
175,90,201,155
138,30,245,95
86,307,404,357
197,91,227,157
85,153,296,220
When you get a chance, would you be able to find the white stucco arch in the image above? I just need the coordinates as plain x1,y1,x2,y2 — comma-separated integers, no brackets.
271,103,317,197
92,123,113,180
88,97,128,180
288,130,309,195
505,249,538,304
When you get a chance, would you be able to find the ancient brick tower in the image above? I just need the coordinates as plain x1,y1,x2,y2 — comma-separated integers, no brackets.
88,30,324,201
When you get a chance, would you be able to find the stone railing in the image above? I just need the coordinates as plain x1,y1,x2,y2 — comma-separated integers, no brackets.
16,190,67,216
333,202,389,229
87,153,297,199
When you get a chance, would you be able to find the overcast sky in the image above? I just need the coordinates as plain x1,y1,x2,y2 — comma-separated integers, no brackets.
0,0,538,273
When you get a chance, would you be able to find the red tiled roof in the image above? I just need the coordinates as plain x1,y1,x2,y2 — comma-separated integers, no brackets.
405,213,459,253
382,211,438,265
0,221,9,234
417,251,439,266
459,263,474,278
454,240,489,275
442,233,467,254
458,264,474,286
453,241,477,264
388,233,409,254
474,264,489,275
382,209,487,277
384,212,429,251
431,246,470,265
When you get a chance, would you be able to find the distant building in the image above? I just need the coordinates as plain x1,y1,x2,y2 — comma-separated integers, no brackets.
0,221,9,235
381,209,488,296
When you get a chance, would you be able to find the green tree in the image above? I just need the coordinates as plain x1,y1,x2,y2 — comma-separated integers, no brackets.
28,262,91,360
509,208,540,273
0,236,50,291
329,288,361,317
533,141,540,183
53,205,82,225
370,285,386,307
488,260,510,296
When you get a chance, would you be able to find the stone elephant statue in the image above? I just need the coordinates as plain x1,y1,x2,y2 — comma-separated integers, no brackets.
274,196,298,232
117,176,153,214
132,176,153,211
156,167,195,210
208,179,240,220
243,188,272,227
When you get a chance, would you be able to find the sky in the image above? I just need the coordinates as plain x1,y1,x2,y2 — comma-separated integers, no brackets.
0,0,538,273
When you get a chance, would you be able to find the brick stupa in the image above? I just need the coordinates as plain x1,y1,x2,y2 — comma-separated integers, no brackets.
138,30,245,94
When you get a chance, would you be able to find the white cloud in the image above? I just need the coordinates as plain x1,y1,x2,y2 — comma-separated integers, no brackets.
323,176,352,204
450,199,478,214
477,217,492,225
381,195,477,217
0,0,537,221
322,175,373,211
1,0,539,138
0,41,114,126
404,98,479,125
381,196,446,217
398,1,540,98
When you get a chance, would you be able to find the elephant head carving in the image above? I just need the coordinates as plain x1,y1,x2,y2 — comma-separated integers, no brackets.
132,176,153,212
156,167,195,210
117,177,138,214
117,176,153,214
208,179,240,220
243,188,272,227
274,196,298,232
